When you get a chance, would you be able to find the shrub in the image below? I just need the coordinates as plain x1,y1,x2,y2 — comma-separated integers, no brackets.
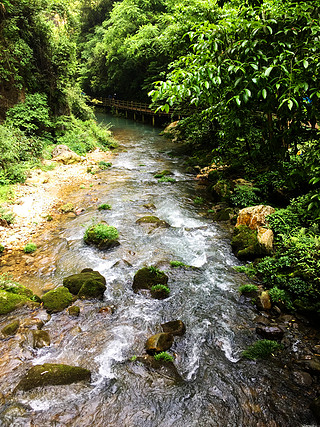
238,284,259,294
23,242,37,253
98,203,111,210
242,340,282,360
154,351,174,362
230,185,261,208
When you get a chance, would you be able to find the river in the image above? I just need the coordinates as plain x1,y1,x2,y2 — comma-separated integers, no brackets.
0,113,317,426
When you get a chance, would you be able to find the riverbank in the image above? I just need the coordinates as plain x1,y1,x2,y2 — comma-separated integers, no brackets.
0,148,114,268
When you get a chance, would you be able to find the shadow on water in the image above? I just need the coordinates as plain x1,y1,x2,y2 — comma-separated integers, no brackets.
0,113,317,426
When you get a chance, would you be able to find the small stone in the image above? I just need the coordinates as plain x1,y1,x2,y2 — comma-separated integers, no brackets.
256,325,284,340
1,320,20,336
32,330,51,348
161,320,186,336
145,333,174,355
292,371,313,386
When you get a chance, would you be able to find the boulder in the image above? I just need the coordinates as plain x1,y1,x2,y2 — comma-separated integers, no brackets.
17,363,91,391
135,355,183,382
136,216,170,228
236,205,275,229
132,266,168,292
51,145,82,164
63,269,106,299
161,320,186,336
41,286,73,313
0,290,29,315
150,285,170,299
145,332,174,355
231,225,269,260
256,325,284,340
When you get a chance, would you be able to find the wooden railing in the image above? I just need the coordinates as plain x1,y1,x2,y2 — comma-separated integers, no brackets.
91,97,173,116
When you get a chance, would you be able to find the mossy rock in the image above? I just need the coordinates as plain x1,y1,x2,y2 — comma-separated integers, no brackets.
1,320,20,336
63,269,106,299
150,284,170,300
231,225,268,260
154,170,173,178
0,290,29,315
41,287,73,313
132,267,168,292
59,203,74,213
211,179,232,201
135,355,183,383
17,363,91,391
136,216,170,228
145,332,174,355
68,305,80,316
32,330,50,348
83,223,120,250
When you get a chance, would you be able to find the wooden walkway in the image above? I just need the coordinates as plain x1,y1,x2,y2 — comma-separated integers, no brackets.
92,97,173,117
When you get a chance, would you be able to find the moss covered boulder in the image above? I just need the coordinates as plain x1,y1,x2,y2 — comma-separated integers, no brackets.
136,216,170,228
63,269,106,299
132,266,168,292
231,225,269,260
41,287,73,313
0,290,29,315
31,330,51,348
68,306,80,316
17,363,91,391
145,332,174,355
84,223,120,250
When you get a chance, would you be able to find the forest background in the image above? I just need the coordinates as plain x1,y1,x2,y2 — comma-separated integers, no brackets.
1,0,320,317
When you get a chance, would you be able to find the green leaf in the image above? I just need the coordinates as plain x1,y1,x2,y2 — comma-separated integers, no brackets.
204,81,210,89
262,89,267,99
287,99,293,110
303,60,309,69
264,66,273,77
164,104,170,113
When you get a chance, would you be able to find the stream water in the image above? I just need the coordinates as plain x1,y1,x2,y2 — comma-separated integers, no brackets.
0,113,317,426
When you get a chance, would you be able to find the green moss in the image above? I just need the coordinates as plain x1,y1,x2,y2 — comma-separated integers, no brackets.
68,306,80,316
63,270,106,299
41,287,73,312
0,290,29,315
98,203,111,210
1,320,20,336
154,351,174,362
158,176,176,183
59,203,74,213
238,284,259,294
133,266,168,292
242,340,282,360
17,363,91,391
170,260,189,268
136,216,169,227
98,161,112,169
23,242,37,253
154,170,173,178
84,223,119,250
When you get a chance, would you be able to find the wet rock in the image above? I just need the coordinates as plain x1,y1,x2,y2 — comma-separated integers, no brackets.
132,266,168,292
254,315,271,326
41,286,73,313
31,330,50,348
145,332,174,355
136,355,183,382
63,269,106,299
154,170,174,179
98,305,115,315
256,325,284,340
83,223,120,250
257,291,272,311
17,363,91,391
292,371,313,386
301,357,320,375
59,203,74,213
136,216,170,228
150,284,170,299
68,306,80,316
143,203,156,210
161,320,186,336
1,320,20,336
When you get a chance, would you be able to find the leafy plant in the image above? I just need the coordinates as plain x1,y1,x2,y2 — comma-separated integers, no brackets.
147,266,163,276
150,284,170,295
194,197,204,205
154,351,174,362
84,223,119,241
99,161,112,169
23,242,37,253
170,261,189,268
230,185,261,208
242,340,283,360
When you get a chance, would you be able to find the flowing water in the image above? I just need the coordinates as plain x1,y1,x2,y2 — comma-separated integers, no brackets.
0,114,317,426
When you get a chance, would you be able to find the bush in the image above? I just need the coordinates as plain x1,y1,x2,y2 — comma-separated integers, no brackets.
242,340,282,360
154,351,174,362
230,185,261,208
